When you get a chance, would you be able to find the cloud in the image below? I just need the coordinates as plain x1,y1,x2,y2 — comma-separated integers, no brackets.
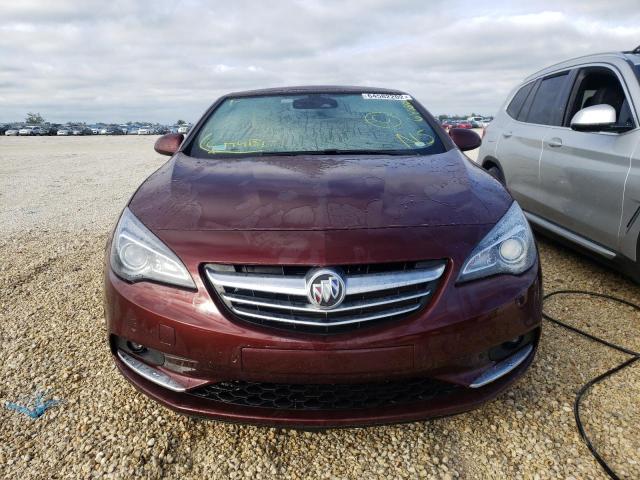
0,0,638,123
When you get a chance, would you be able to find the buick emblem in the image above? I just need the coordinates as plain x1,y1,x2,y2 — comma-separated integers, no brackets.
306,268,346,310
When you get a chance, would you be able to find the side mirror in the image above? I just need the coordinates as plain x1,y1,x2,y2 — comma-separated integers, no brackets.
449,128,481,151
154,133,184,156
570,104,616,132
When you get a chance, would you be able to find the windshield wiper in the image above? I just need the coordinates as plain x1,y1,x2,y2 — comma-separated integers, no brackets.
205,148,425,158
311,149,412,156
257,149,416,156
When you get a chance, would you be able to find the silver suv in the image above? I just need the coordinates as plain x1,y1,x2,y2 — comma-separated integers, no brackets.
479,48,640,281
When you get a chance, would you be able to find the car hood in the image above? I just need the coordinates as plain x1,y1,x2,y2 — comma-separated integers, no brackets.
129,150,512,231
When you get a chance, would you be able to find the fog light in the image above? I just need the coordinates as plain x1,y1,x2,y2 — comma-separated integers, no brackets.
503,336,524,349
127,341,146,353
488,332,533,361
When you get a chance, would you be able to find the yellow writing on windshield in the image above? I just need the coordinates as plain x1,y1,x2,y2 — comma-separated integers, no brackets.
364,112,402,129
199,133,266,154
401,100,423,123
395,130,435,149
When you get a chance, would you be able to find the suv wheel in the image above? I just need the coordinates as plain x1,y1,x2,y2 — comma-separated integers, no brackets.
486,165,505,185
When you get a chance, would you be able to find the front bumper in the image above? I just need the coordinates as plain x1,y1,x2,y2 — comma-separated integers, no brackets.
113,341,537,428
105,253,542,427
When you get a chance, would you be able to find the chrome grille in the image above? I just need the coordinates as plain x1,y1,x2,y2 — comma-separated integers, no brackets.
205,261,446,333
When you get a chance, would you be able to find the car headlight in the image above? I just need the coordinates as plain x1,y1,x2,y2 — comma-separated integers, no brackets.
457,201,536,283
110,208,195,289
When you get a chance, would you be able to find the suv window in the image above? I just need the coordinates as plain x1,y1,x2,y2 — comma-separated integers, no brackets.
525,73,570,126
564,67,635,129
506,82,534,120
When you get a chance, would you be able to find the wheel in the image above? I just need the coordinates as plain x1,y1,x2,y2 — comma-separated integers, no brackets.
486,165,505,185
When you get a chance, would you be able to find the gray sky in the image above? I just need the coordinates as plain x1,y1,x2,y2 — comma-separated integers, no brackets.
1,0,639,123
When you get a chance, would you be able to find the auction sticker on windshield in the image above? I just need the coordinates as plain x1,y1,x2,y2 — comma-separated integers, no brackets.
362,93,412,101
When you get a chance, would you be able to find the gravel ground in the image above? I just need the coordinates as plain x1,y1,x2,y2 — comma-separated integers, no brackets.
0,135,638,479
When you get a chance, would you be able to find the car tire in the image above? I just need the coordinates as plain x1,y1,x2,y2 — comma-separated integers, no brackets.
486,165,505,185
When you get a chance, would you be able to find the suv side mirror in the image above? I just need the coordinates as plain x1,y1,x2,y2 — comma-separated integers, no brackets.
449,128,482,151
154,133,184,156
570,104,617,132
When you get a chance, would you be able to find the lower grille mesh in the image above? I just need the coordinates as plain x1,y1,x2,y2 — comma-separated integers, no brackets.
189,378,458,411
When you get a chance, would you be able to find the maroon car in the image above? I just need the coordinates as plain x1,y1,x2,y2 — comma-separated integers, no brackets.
104,86,542,428
440,120,455,131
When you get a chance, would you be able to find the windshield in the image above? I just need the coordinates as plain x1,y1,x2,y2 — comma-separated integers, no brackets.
189,93,445,157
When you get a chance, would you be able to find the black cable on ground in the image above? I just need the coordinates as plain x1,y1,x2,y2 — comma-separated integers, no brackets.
542,290,640,480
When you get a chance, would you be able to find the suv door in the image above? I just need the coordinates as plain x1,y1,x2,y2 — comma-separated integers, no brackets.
538,65,638,251
496,71,572,216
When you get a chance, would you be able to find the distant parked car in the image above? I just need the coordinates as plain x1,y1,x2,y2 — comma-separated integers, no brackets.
138,127,153,135
57,128,72,136
19,126,46,136
72,127,92,135
479,49,640,281
456,121,473,129
4,128,19,136
91,128,100,135
177,124,191,134
100,127,123,135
